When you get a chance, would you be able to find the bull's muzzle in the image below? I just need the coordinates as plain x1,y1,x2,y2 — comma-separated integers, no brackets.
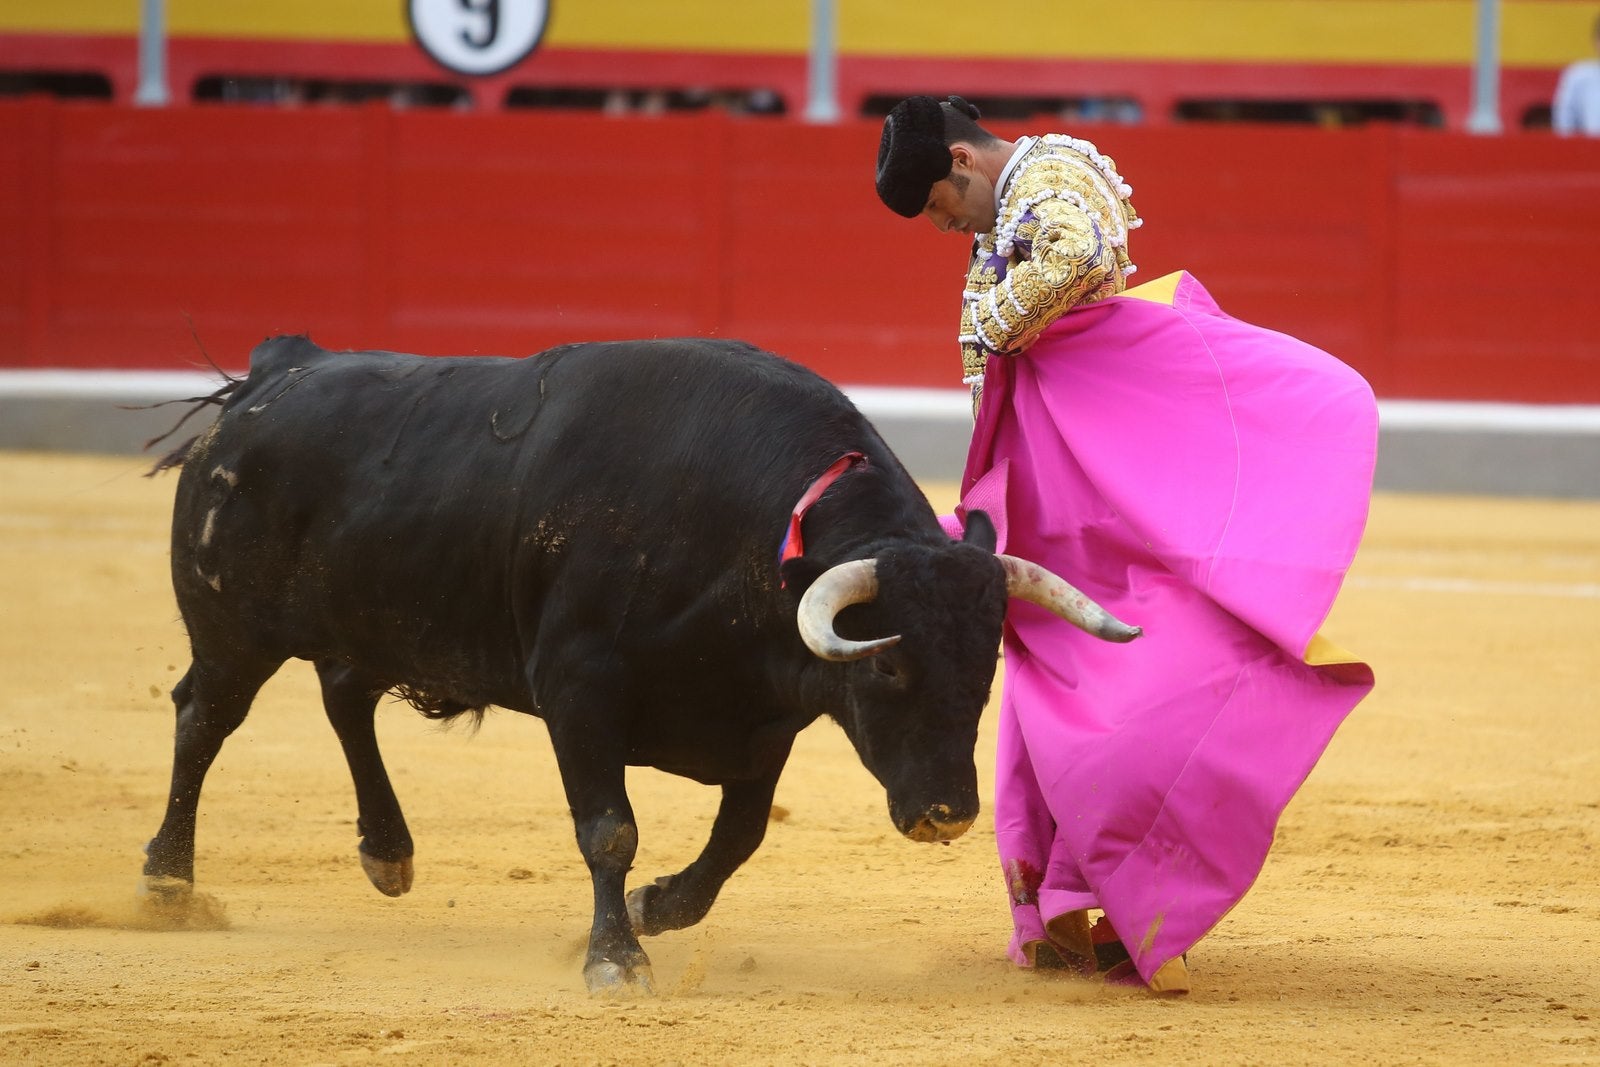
896,803,976,843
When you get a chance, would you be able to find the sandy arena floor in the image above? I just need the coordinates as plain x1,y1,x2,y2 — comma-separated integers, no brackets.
1,450,1597,1065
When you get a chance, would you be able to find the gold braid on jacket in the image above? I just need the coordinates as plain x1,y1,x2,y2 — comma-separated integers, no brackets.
959,135,1141,409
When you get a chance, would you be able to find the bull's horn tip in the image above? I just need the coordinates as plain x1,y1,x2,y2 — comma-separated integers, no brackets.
862,634,903,655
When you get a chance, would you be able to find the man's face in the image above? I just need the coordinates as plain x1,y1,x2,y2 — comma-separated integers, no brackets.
920,145,997,236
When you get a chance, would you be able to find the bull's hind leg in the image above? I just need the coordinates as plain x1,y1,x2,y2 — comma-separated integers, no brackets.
627,768,785,937
315,659,414,896
143,654,279,894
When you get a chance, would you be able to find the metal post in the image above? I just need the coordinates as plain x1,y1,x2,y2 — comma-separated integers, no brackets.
1466,0,1501,133
804,0,841,123
134,0,170,106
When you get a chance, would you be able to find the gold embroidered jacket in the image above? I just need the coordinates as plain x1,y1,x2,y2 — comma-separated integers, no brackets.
960,135,1142,402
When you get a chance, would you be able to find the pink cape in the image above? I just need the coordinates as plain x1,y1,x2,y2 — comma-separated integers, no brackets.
951,272,1377,983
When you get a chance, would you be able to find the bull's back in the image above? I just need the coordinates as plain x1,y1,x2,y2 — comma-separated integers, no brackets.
171,335,882,704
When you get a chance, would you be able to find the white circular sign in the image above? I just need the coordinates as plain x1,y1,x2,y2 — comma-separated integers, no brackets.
408,0,550,77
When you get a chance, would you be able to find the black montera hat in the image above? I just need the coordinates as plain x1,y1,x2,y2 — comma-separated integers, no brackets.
875,95,980,217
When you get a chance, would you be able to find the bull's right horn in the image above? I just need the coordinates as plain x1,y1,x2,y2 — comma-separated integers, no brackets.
796,558,903,661
997,555,1142,642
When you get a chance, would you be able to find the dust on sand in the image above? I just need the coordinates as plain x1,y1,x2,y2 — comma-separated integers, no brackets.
1,452,1597,1065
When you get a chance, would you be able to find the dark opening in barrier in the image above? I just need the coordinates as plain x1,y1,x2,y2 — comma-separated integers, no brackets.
192,75,471,110
1172,97,1445,127
859,92,1144,125
0,70,113,101
503,85,787,116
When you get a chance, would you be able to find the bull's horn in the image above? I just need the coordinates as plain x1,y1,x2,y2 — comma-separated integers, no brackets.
997,555,1142,643
796,558,903,661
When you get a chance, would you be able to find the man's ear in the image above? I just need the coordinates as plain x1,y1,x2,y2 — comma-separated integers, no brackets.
948,142,975,171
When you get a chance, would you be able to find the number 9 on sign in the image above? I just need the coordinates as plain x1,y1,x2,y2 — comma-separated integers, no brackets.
408,0,551,76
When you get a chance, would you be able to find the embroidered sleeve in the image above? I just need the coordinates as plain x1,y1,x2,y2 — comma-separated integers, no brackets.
972,143,1140,356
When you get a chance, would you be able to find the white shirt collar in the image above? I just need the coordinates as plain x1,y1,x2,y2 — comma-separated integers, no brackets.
994,136,1038,212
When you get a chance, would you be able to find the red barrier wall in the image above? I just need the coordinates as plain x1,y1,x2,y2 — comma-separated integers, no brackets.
2,99,1597,401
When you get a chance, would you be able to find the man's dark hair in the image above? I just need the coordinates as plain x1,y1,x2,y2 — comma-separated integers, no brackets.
939,97,1002,147
875,94,999,217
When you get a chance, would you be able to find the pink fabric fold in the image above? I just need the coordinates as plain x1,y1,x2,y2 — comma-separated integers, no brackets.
965,272,1377,983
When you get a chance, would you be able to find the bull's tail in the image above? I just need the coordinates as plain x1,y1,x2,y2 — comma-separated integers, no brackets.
391,684,489,730
136,319,250,475
139,375,243,476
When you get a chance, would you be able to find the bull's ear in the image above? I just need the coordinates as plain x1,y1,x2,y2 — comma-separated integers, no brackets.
962,510,998,552
779,556,826,600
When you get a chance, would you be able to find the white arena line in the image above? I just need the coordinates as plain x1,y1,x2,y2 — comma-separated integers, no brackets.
1373,400,1600,435
843,386,974,419
5,371,1600,435
0,369,239,399
1348,575,1600,599
843,391,1600,433
847,392,1600,435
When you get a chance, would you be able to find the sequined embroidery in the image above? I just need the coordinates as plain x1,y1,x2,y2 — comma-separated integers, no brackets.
960,134,1142,413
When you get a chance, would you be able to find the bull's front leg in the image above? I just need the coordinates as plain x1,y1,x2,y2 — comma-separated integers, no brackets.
627,762,787,937
545,713,653,995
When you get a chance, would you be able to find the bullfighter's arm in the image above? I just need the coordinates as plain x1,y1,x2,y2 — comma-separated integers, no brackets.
965,151,1139,360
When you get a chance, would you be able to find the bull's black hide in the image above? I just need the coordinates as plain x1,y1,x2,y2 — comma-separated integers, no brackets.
144,334,1018,993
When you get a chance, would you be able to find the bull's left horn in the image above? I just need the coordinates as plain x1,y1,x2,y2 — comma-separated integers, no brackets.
796,558,903,661
997,555,1142,642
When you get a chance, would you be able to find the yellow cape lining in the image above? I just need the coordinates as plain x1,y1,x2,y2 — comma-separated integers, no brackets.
1120,271,1185,306
1304,632,1362,666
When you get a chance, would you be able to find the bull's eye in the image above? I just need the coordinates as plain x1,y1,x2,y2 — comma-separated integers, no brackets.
871,656,901,680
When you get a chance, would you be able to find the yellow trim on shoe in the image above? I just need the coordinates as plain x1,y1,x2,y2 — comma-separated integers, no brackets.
1147,956,1191,995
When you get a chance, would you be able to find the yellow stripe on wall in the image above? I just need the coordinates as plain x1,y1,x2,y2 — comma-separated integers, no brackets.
2,0,1592,67
173,0,407,43
547,0,807,53
842,0,1596,66
0,0,136,34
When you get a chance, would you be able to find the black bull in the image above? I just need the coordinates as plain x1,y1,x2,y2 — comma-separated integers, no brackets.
143,335,1138,993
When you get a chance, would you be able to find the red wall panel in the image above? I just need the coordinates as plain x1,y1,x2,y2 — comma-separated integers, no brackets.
1389,133,1600,401
1,99,1596,403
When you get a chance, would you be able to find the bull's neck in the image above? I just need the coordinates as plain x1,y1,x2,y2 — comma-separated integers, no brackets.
770,651,851,735
793,476,936,566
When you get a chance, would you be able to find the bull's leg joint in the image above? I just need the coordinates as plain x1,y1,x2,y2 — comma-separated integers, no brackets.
580,811,639,873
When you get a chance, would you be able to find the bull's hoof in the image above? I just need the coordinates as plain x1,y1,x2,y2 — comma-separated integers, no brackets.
360,850,414,897
584,960,656,996
626,876,702,936
625,882,660,935
140,874,194,903
137,877,231,931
